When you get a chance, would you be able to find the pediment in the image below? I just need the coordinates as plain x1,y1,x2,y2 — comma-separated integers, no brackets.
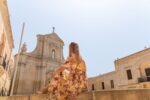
45,33,64,43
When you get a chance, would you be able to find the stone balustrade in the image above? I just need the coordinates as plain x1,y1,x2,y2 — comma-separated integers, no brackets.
0,89,150,100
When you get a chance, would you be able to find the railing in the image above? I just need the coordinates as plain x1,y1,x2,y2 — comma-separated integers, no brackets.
0,64,8,96
138,76,150,83
0,87,8,96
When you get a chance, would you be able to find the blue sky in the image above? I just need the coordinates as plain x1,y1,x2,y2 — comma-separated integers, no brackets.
8,0,150,77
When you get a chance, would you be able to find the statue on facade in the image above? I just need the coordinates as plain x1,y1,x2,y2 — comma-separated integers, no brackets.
37,42,88,100
21,42,27,53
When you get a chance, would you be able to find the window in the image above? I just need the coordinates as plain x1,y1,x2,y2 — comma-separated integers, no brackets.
145,68,150,81
0,33,5,56
92,84,95,91
102,82,105,90
2,54,7,69
51,49,55,59
110,80,114,88
126,69,132,80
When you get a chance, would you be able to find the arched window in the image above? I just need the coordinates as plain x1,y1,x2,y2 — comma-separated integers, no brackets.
51,49,55,59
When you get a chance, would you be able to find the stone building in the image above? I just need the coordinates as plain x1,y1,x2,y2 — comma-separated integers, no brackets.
0,0,14,95
88,48,150,91
14,32,64,95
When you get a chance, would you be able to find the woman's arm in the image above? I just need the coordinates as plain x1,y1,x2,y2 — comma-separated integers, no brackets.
37,86,48,94
78,60,88,92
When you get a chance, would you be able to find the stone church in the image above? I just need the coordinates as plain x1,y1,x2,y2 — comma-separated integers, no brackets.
14,32,64,95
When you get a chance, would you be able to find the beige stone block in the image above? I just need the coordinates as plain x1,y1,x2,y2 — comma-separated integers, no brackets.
0,96,29,100
95,91,112,100
112,89,150,100
1,89,150,100
0,96,8,100
30,94,48,100
78,92,93,100
112,90,138,100
135,89,150,100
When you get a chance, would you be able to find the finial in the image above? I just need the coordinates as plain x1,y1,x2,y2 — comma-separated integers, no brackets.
21,42,27,53
52,27,55,33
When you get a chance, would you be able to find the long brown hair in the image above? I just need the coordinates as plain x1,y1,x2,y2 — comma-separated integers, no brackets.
69,42,81,63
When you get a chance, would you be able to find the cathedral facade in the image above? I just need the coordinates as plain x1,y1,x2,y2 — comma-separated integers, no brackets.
14,33,64,95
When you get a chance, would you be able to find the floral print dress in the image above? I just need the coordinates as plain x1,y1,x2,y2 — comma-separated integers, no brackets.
47,60,88,100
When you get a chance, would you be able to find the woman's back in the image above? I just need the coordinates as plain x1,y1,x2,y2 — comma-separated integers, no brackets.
47,58,87,100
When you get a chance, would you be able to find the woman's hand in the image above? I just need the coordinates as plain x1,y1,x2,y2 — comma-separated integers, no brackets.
36,91,42,94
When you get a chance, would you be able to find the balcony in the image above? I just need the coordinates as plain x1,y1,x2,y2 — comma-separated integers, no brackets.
138,76,150,83
0,56,3,65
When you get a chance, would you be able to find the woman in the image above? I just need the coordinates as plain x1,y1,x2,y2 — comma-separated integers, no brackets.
38,42,88,100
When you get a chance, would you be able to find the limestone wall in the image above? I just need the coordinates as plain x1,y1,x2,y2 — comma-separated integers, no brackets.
88,48,150,91
0,89,150,100
88,71,118,91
